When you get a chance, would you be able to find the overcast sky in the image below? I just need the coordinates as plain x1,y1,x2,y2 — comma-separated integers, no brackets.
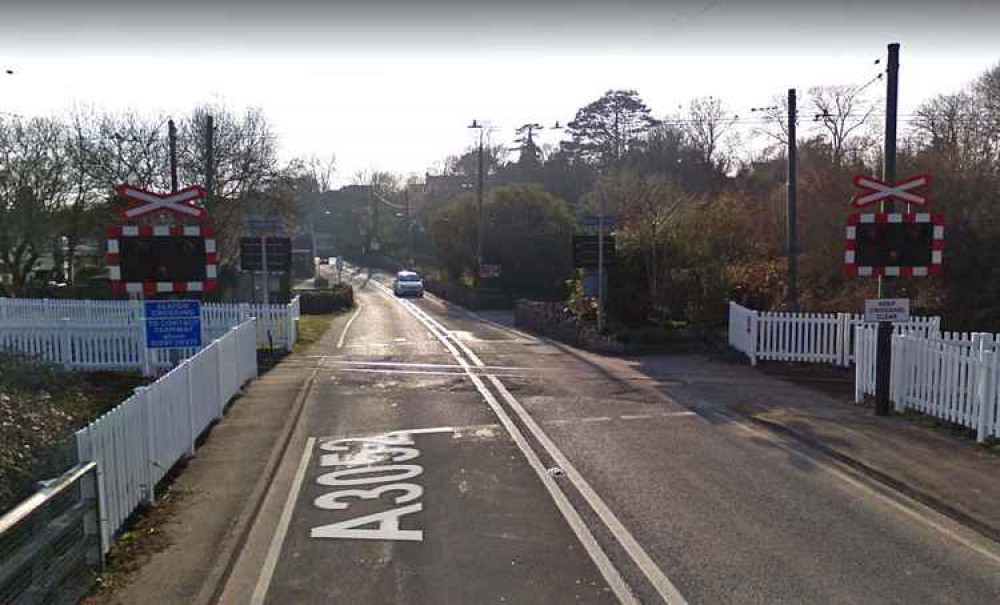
2,0,998,185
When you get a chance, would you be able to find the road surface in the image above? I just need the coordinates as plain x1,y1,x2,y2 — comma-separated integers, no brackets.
218,265,1000,604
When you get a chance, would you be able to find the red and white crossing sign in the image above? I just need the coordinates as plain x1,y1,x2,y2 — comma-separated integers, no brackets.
852,174,931,209
116,184,208,221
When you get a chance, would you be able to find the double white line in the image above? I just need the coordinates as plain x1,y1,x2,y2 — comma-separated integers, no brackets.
372,279,687,605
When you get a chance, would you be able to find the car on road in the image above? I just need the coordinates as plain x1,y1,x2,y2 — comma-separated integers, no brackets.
393,270,424,297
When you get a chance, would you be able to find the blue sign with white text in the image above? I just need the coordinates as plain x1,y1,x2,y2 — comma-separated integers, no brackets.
144,300,202,349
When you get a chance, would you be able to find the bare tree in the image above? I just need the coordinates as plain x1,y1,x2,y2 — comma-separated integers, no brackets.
808,85,876,167
683,96,738,171
750,94,791,159
601,171,686,311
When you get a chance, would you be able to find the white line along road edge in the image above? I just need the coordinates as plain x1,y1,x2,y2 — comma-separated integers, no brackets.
251,437,317,605
371,279,687,605
337,304,364,349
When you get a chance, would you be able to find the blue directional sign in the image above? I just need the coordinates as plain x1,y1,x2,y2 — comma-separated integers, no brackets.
144,300,202,349
583,214,619,228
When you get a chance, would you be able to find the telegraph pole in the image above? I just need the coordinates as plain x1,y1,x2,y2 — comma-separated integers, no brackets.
787,88,799,312
168,119,178,193
404,188,412,267
874,42,901,417
476,129,485,287
878,43,900,298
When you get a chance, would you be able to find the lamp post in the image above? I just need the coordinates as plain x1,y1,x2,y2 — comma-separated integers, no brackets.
468,120,485,287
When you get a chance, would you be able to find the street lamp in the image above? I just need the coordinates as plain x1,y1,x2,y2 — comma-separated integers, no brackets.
468,119,485,287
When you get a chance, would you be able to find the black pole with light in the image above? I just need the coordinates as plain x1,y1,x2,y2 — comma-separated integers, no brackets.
874,42,901,417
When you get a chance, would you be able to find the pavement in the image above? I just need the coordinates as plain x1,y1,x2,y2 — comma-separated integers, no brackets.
105,265,1000,605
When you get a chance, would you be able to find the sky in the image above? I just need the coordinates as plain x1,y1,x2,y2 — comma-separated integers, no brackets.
1,0,998,186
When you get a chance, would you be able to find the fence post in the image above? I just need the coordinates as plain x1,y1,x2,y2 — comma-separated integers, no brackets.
59,317,72,369
749,310,759,366
892,334,905,412
80,466,107,569
135,386,157,505
185,361,197,457
76,427,111,556
215,343,225,421
975,334,994,443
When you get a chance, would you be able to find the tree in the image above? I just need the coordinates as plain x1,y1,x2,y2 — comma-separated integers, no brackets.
564,90,659,166
808,85,876,167
600,171,687,316
682,96,738,175
482,184,574,299
0,117,68,296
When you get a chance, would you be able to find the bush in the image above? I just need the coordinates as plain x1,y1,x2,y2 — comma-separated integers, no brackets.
300,283,354,315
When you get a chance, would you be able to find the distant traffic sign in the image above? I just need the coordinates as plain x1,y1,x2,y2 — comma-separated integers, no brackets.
573,235,616,268
245,215,285,236
240,237,292,272
864,298,910,323
852,174,931,209
583,214,619,228
144,300,202,349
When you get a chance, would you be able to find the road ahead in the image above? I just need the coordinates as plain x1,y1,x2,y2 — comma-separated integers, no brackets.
219,266,1000,604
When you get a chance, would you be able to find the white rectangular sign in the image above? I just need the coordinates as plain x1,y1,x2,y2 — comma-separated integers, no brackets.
864,298,910,323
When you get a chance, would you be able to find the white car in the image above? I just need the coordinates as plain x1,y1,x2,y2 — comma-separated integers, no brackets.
393,271,424,297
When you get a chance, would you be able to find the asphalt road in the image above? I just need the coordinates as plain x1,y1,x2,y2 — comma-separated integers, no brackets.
219,265,1000,605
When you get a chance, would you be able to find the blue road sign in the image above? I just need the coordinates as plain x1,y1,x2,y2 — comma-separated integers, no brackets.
583,214,619,228
144,300,202,349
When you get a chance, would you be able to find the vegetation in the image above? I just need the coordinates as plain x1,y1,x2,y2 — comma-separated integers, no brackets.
382,64,1000,332
0,353,146,513
300,283,354,314
0,105,334,298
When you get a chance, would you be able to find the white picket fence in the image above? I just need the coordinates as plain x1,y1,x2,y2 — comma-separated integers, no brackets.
854,328,1000,442
74,320,258,554
0,296,299,371
728,302,940,366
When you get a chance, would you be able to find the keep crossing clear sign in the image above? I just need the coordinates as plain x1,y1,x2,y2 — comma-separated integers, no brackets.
145,300,202,349
864,298,910,323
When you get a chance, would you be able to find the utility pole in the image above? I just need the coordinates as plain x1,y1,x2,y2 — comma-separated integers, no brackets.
372,179,380,254
787,88,798,312
597,192,606,334
476,129,485,288
168,119,178,193
404,188,412,267
205,115,214,202
875,42,901,417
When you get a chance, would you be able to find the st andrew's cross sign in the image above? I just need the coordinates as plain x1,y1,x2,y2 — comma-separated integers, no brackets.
109,184,216,294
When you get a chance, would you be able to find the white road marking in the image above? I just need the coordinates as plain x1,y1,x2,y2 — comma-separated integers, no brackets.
387,288,688,605
337,304,363,349
380,286,639,604
251,437,316,605
316,424,502,440
581,416,613,423
338,368,474,377
487,377,689,605
620,414,653,420
329,360,532,371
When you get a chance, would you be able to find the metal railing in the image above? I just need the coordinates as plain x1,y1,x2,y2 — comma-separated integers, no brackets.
0,462,103,605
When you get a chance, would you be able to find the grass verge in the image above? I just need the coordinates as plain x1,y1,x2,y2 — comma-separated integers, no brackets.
294,310,350,353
